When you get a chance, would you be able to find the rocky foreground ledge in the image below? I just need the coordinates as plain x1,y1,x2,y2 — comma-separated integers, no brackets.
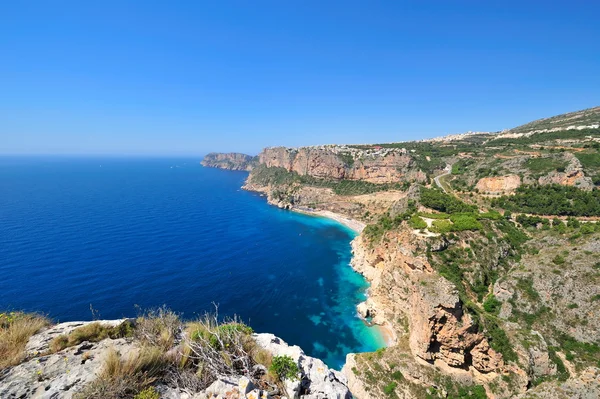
0,319,351,399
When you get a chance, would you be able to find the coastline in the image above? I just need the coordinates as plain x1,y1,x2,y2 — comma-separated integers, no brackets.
241,181,395,349
291,206,398,348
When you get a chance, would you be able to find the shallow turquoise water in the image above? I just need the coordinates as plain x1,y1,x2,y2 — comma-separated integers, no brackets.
0,156,385,368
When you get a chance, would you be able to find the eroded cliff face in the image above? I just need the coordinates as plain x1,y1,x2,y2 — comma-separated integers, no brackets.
538,153,594,190
201,152,257,171
350,230,503,375
476,175,521,194
258,146,426,183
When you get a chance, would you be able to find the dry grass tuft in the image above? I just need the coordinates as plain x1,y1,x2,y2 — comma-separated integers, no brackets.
0,311,50,370
75,346,167,399
134,306,180,350
50,321,134,353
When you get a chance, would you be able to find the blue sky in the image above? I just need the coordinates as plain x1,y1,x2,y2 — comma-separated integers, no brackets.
1,1,598,155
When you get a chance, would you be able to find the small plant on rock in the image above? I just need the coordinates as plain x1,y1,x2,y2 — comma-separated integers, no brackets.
133,387,160,399
269,355,299,381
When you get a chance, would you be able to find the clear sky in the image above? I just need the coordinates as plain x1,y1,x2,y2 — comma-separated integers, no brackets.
1,1,598,156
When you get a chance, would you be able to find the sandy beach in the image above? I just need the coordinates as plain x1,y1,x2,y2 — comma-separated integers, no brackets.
291,206,366,234
377,322,397,346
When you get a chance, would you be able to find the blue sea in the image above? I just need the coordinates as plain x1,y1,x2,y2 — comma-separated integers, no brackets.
0,156,384,368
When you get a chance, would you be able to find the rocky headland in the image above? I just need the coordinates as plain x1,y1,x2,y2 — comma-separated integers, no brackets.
201,153,258,171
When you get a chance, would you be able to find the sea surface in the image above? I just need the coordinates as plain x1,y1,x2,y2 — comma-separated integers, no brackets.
0,156,384,368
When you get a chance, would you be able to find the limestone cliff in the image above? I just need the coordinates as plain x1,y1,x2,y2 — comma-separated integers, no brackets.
350,230,503,374
258,146,426,184
537,153,594,190
201,152,257,171
476,175,521,194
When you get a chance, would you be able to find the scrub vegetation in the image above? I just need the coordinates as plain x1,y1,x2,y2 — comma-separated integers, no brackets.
0,311,50,370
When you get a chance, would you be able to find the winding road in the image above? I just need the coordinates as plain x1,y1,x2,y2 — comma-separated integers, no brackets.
434,164,452,193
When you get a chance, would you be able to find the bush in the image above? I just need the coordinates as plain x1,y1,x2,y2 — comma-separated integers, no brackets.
430,219,453,234
383,381,398,395
408,215,427,229
525,157,568,174
552,255,566,265
420,187,476,214
449,214,482,231
483,295,502,314
493,184,600,216
391,370,403,380
484,316,517,362
580,223,595,234
0,312,50,370
419,212,450,219
134,387,160,399
455,385,488,399
269,355,299,381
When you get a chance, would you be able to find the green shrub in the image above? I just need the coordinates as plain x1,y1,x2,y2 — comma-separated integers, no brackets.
552,255,566,265
525,157,568,175
455,385,488,399
269,355,299,381
516,277,540,301
449,214,482,231
134,387,160,399
383,381,397,395
576,152,600,170
419,212,450,219
483,295,502,314
478,210,503,220
484,316,517,362
430,219,454,234
420,187,476,214
391,370,403,380
492,184,600,217
408,215,427,229
580,223,595,234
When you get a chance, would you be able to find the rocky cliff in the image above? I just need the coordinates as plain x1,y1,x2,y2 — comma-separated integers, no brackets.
349,229,503,371
258,146,425,184
476,175,521,194
201,152,257,171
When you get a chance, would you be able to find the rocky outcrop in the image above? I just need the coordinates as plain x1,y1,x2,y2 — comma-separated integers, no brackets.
0,321,350,399
476,175,521,194
254,334,351,399
201,153,257,171
258,146,426,184
0,320,135,399
349,230,502,374
409,282,503,372
538,153,594,190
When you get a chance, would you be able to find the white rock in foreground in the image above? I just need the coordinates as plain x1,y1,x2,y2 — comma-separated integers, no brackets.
253,333,352,399
0,322,352,399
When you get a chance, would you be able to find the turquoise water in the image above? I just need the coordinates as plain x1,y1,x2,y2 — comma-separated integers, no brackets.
0,156,384,368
